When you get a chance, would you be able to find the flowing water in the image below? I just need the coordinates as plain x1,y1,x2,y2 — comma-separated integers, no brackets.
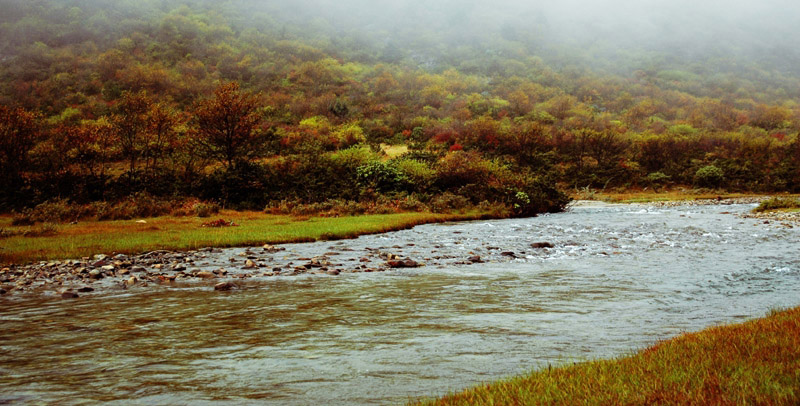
1,203,799,405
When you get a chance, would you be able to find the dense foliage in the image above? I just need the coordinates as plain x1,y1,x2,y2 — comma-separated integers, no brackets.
1,0,799,215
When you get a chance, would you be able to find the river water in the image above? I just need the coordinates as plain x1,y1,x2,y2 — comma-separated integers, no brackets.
1,202,799,405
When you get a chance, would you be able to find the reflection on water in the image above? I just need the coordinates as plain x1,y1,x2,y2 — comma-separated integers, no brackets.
1,203,799,405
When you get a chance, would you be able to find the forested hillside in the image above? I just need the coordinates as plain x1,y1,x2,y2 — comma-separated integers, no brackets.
2,0,799,217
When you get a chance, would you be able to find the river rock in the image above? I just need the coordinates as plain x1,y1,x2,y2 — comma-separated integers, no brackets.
125,276,138,287
195,271,217,279
531,242,555,249
501,251,517,257
243,260,257,269
214,282,236,291
89,269,103,279
468,255,483,263
387,259,421,268
61,291,79,299
326,269,340,276
0,288,6,295
77,287,94,293
263,244,285,253
92,259,109,267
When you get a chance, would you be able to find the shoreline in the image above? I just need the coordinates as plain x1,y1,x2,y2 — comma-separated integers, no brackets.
0,211,503,297
3,196,797,298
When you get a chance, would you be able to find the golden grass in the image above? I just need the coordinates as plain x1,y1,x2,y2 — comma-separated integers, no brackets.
381,143,410,158
412,307,800,406
0,210,491,264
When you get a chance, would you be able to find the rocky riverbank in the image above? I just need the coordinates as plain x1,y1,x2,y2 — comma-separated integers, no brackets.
646,196,770,207
645,196,798,226
738,210,800,224
2,196,794,298
0,241,523,298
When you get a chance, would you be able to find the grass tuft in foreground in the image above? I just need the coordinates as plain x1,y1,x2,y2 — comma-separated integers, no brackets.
412,307,800,406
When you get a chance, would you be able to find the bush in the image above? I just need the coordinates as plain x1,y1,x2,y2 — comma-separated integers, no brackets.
694,165,725,188
11,199,92,224
430,192,470,213
356,161,410,194
170,199,221,217
754,197,800,212
646,171,671,191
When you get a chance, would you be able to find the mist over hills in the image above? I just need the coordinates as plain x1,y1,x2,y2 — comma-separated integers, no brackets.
1,0,799,212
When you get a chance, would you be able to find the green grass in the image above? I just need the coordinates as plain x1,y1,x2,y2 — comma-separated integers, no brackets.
0,210,493,264
411,307,800,405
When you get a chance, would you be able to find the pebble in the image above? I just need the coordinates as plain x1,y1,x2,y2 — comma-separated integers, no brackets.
61,291,79,299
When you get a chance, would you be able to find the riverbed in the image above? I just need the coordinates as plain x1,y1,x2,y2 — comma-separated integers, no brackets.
1,202,798,405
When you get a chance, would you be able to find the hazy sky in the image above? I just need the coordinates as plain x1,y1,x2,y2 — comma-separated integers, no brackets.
247,0,800,56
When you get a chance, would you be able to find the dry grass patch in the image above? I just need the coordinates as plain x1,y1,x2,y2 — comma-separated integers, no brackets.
412,307,800,406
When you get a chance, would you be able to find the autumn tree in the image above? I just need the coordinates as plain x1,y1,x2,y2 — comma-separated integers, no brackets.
63,118,117,179
112,90,151,178
143,101,183,176
194,82,265,168
0,104,39,183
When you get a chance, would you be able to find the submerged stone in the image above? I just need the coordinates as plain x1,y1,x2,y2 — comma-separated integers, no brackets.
214,282,236,291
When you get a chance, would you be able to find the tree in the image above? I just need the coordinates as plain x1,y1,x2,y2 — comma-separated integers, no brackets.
63,118,117,178
0,104,39,182
194,82,264,168
112,91,151,178
143,102,183,176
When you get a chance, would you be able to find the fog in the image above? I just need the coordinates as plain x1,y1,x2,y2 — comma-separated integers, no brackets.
3,0,800,74
238,0,800,72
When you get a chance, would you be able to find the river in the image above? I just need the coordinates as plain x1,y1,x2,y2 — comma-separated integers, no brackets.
1,202,799,405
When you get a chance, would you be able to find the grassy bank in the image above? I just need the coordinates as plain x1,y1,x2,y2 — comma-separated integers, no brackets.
0,210,498,265
412,307,800,406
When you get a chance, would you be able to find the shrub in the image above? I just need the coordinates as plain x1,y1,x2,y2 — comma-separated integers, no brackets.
11,199,92,224
430,192,470,213
170,199,221,217
397,195,427,212
646,171,671,191
394,158,435,192
694,165,725,188
356,161,410,194
201,219,238,227
754,197,800,212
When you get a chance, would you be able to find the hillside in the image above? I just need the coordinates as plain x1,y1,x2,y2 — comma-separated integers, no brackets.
1,0,799,215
